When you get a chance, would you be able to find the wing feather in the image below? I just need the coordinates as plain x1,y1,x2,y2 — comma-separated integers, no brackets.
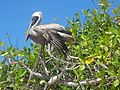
48,31,68,56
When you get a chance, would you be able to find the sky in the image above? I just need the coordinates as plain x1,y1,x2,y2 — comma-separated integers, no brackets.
0,0,119,59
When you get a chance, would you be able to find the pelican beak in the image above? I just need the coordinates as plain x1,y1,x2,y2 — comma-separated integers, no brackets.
25,22,31,42
25,34,30,42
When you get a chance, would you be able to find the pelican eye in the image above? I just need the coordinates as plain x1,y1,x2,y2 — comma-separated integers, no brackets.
31,16,39,27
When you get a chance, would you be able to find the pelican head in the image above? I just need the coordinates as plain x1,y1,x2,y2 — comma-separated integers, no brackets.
30,11,43,28
25,11,43,42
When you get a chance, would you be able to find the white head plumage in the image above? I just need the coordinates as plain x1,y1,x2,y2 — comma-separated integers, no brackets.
32,11,43,19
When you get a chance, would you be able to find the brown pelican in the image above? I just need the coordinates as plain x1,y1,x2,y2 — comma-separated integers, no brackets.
25,11,72,56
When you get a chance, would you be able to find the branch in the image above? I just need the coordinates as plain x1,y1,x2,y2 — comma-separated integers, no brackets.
18,61,49,80
62,78,102,87
44,64,68,90
38,54,49,75
8,59,49,80
46,54,76,65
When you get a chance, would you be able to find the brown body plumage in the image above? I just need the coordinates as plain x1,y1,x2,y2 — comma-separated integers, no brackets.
26,11,72,56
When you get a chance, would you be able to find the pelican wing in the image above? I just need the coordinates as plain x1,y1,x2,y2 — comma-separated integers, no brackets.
34,23,72,41
48,30,68,56
34,27,68,56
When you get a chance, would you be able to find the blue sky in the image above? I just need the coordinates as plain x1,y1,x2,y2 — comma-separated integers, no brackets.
0,0,119,49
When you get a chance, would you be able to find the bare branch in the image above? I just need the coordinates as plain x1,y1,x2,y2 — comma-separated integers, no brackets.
8,59,50,80
63,81,78,87
66,64,80,71
100,63,108,69
38,54,49,75
68,55,79,60
44,64,68,90
62,78,102,87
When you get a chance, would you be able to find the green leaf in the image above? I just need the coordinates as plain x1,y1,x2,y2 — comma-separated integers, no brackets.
118,68,120,77
19,70,27,78
82,9,88,16
85,57,94,64
40,80,46,85
105,31,112,35
81,35,86,40
79,65,85,71
113,79,119,87
1,51,8,56
0,66,2,69
73,69,79,77
0,41,5,47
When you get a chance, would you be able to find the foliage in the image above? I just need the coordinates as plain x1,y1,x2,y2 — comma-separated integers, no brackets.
0,0,120,90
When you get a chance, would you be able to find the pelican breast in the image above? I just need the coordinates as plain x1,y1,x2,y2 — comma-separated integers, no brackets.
28,28,46,45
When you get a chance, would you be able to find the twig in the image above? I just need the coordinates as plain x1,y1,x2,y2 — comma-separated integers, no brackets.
94,64,98,72
91,0,98,10
47,54,75,65
86,64,94,76
100,63,108,69
68,55,79,60
6,33,12,46
38,54,49,75
66,65,80,71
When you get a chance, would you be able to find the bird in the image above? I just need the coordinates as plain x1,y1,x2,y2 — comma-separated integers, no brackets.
25,11,72,57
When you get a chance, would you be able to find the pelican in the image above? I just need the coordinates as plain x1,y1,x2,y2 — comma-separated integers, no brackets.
25,11,72,56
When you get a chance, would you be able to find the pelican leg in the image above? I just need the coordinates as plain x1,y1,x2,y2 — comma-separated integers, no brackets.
47,43,53,57
40,45,49,75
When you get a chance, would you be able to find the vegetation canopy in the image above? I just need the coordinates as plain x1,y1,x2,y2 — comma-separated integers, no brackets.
0,0,120,90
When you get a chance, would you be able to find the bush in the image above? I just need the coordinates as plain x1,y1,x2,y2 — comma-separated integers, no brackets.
0,0,120,90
